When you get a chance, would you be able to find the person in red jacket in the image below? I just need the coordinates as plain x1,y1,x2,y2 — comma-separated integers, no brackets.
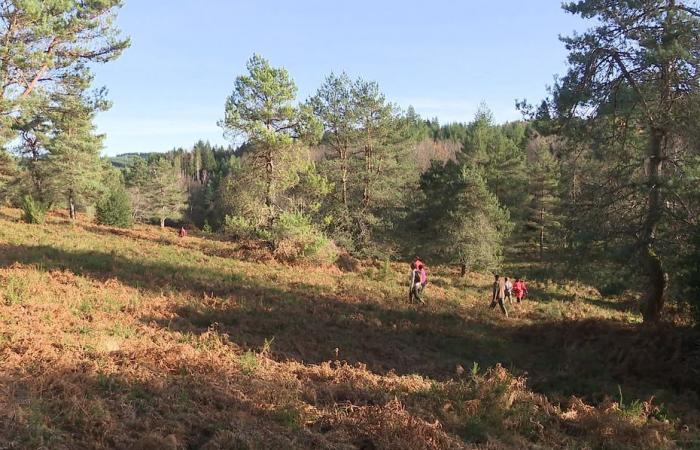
412,257,427,287
409,256,428,303
513,278,528,303
178,226,188,238
411,256,424,271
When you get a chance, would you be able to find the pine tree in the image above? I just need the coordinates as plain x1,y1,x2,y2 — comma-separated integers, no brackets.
554,0,700,321
351,79,419,251
96,188,133,228
0,0,129,149
458,106,527,218
219,55,319,226
124,157,150,222
308,72,357,210
524,142,561,260
417,161,512,276
145,158,187,228
37,76,108,219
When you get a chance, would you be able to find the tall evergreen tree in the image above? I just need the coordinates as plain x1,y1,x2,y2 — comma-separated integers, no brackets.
0,0,129,149
145,158,187,228
351,79,418,251
417,161,512,276
308,72,357,210
524,142,562,260
554,0,700,321
37,75,108,219
219,55,319,225
459,107,527,217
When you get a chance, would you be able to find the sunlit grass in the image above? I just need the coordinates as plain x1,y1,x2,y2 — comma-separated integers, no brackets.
0,207,694,449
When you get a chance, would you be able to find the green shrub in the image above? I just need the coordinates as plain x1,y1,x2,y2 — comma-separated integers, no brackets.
223,214,256,239
96,189,133,228
270,211,338,264
20,195,47,224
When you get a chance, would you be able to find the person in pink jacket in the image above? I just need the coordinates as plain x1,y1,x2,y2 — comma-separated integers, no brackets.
409,256,427,303
512,278,528,303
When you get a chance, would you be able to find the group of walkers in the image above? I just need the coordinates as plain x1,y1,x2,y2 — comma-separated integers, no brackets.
490,274,528,318
407,257,529,318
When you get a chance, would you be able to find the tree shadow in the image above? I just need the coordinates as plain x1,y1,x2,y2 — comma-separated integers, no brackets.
523,284,639,315
0,243,509,380
505,318,700,405
0,243,233,296
141,291,513,381
0,356,377,449
1,243,697,411
79,223,266,262
0,210,19,222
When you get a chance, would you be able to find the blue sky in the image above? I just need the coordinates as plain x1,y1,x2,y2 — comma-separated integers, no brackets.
93,1,587,156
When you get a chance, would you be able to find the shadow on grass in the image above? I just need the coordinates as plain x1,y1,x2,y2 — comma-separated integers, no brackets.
79,223,265,262
525,284,639,315
1,243,698,409
505,318,700,405
0,243,507,380
0,357,373,449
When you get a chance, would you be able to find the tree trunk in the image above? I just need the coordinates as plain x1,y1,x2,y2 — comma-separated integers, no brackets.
265,153,273,209
539,209,545,261
641,128,667,322
160,217,165,228
341,149,348,207
363,144,372,209
68,193,76,220
641,247,666,322
460,263,467,277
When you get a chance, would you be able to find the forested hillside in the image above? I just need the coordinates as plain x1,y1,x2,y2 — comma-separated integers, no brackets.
1,0,699,448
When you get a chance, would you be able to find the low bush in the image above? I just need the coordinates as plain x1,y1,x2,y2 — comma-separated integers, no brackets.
223,214,256,240
20,195,47,224
270,211,338,264
96,189,133,228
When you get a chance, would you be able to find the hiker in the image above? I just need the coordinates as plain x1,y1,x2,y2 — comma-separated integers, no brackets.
409,257,427,304
504,277,514,304
490,274,508,317
178,226,188,238
411,256,424,271
513,278,528,303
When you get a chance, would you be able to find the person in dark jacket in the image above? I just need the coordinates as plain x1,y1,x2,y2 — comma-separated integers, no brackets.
490,274,508,317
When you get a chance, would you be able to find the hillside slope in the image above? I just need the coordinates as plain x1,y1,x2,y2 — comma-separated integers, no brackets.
0,208,697,449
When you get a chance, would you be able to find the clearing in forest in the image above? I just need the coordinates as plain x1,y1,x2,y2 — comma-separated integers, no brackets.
0,208,697,449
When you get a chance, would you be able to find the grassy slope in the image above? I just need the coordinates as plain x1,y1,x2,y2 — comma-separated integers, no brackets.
0,208,697,449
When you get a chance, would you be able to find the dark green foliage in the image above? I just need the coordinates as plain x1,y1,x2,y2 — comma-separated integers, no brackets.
20,195,47,225
270,211,337,264
523,140,562,260
96,189,133,228
415,160,512,272
552,0,700,321
308,73,421,254
683,227,700,321
458,106,528,218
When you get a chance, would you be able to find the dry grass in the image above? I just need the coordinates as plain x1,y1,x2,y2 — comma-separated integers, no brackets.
0,207,698,449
